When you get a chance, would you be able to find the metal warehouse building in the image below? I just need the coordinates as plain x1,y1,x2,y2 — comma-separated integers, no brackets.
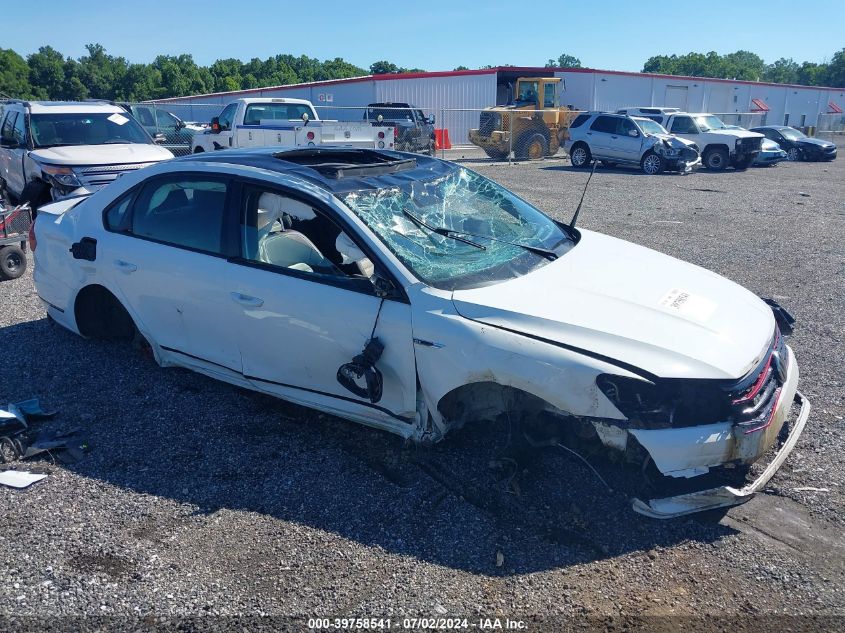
154,66,845,146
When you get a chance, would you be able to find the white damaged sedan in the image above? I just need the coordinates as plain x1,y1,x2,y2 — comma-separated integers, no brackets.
31,148,810,518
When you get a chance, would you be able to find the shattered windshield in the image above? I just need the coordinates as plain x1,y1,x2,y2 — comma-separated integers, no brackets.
694,115,727,131
340,166,574,290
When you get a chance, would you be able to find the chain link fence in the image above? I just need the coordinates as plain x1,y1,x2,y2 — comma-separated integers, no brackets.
124,101,780,164
815,112,845,143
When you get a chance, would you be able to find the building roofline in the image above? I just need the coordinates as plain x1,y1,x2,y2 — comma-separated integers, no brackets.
149,65,845,103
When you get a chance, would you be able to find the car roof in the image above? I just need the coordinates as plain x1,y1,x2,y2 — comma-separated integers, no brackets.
177,147,452,194
751,125,788,130
368,102,412,108
22,101,126,114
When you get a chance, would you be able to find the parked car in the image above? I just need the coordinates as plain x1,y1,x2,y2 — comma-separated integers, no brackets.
119,103,204,156
565,113,700,174
754,137,788,166
617,109,764,170
750,125,837,162
364,103,435,154
31,147,809,519
0,100,173,211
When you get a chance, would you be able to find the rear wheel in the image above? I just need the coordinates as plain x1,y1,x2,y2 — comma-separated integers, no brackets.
0,245,26,280
640,151,664,175
569,143,592,168
703,147,729,171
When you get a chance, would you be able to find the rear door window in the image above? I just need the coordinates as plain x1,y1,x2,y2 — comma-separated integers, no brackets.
128,177,230,254
590,115,617,134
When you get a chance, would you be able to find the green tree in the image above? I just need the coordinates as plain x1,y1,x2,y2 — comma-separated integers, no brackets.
545,53,581,68
0,48,33,99
826,48,845,87
453,65,469,71
763,58,800,84
27,46,65,99
370,60,400,75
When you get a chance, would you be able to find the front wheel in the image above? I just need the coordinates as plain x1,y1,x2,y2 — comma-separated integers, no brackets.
517,132,549,161
483,147,508,160
703,148,729,171
786,147,800,161
640,151,664,175
0,245,26,280
569,143,592,168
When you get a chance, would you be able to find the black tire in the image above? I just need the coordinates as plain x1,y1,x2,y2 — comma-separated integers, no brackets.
703,147,729,171
640,150,665,175
19,180,52,215
193,146,205,153
0,436,18,463
569,142,592,168
483,147,509,160
732,155,754,171
0,245,26,280
786,147,800,161
516,132,549,161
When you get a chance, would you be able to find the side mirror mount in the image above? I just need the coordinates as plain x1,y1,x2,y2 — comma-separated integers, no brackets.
301,112,310,126
628,129,639,138
210,117,221,133
427,115,435,125
0,136,19,149
371,272,395,299
376,114,384,124
153,133,167,144
174,119,185,131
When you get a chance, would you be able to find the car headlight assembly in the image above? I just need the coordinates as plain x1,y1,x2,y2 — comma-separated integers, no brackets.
41,164,82,189
596,374,732,429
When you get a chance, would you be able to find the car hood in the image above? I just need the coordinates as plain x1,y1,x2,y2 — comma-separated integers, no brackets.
648,133,698,150
30,144,174,166
707,129,763,139
797,137,835,148
451,229,775,380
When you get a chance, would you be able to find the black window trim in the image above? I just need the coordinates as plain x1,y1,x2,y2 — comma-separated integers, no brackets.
101,171,240,260
227,175,409,303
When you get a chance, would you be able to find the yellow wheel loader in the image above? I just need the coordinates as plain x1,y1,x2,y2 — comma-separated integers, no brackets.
469,77,576,160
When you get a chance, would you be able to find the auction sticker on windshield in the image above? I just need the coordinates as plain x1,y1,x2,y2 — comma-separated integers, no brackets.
107,113,129,125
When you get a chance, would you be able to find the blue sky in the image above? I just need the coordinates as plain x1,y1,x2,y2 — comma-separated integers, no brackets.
3,0,843,72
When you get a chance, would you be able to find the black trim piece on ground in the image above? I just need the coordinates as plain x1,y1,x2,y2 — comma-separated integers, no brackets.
159,345,411,422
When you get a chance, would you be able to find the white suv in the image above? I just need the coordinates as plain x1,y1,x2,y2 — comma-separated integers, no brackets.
0,100,173,211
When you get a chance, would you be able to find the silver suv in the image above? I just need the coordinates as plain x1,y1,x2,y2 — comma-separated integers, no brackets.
564,112,700,174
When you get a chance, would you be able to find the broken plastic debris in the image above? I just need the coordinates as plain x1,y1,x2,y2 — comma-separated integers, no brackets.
0,470,47,489
793,486,829,493
495,551,504,567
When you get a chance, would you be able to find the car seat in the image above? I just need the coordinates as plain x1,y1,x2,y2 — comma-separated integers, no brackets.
255,192,333,273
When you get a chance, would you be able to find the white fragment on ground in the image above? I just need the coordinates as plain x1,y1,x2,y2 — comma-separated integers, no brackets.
0,470,47,489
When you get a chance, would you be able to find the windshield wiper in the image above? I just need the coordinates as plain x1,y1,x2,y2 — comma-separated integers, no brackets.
455,231,559,260
402,208,486,250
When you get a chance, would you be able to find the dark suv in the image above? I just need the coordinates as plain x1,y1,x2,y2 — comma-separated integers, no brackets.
364,103,435,154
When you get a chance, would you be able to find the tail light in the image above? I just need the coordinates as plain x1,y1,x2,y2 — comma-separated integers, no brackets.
28,221,36,251
377,131,385,139
306,131,315,141
393,127,399,138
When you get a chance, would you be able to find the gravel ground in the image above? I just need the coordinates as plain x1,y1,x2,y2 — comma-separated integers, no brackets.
0,155,843,631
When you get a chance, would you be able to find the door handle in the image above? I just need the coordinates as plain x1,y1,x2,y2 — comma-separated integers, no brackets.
230,292,264,307
113,259,137,273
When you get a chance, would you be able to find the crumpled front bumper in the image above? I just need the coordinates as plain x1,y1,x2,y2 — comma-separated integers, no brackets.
632,390,811,519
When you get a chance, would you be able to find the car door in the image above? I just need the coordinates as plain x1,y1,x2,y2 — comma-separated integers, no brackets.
609,117,643,162
99,174,245,374
227,181,418,421
586,115,617,158
207,102,238,150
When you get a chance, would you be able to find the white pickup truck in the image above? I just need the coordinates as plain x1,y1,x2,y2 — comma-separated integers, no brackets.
191,98,394,153
617,108,764,170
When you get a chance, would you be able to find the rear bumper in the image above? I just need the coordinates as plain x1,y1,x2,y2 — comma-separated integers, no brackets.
632,391,810,518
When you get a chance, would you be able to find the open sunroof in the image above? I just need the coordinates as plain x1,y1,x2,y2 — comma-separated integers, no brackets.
273,148,417,179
